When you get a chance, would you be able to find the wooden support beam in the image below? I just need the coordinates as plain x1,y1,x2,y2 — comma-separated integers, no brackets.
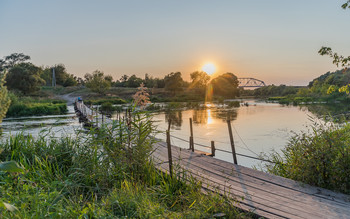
166,130,173,177
227,119,238,164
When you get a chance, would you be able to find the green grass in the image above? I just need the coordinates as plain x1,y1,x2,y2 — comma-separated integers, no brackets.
263,122,350,195
0,110,250,218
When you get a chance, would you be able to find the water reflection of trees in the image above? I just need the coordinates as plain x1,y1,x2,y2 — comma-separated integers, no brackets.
165,110,183,129
193,109,238,124
301,104,350,122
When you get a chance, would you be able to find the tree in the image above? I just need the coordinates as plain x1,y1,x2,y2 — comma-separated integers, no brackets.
126,74,143,88
164,72,184,95
190,71,210,94
104,75,113,84
53,64,69,85
63,74,78,87
0,71,11,125
2,53,30,69
5,63,44,94
210,73,239,98
85,70,111,95
118,74,129,87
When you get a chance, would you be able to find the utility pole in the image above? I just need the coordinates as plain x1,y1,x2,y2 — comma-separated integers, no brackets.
52,68,56,87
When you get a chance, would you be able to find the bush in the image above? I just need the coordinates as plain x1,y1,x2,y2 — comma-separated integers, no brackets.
100,102,115,114
264,122,350,194
85,97,127,105
6,103,67,117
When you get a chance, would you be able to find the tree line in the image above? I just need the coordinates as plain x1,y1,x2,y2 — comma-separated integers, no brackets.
0,53,240,98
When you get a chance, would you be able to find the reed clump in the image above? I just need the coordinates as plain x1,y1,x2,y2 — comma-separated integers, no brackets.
0,110,249,218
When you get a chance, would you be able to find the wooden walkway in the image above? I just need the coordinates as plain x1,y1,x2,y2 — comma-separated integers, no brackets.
75,101,113,128
152,141,350,219
75,101,350,218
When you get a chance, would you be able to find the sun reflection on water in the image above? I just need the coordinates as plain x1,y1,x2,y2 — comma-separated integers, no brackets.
207,109,213,124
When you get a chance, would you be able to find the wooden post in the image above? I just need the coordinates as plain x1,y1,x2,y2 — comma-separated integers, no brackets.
189,118,194,150
227,119,238,164
211,141,215,157
190,136,194,152
166,130,173,177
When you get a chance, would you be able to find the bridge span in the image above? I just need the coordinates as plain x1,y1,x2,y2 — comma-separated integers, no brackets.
238,77,266,88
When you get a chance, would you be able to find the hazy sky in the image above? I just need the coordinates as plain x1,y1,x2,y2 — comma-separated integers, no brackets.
1,0,349,85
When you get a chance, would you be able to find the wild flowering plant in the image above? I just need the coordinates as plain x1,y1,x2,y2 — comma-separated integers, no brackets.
133,83,150,109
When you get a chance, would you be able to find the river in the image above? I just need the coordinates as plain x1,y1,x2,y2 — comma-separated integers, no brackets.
0,100,337,168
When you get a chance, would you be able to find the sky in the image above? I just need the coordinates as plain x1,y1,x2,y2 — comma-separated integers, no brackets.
1,0,349,85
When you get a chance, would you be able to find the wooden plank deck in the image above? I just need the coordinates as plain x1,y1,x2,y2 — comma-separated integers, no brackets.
152,141,350,219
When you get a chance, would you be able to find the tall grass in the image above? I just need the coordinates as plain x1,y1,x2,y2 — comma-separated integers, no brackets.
263,122,350,194
0,110,248,218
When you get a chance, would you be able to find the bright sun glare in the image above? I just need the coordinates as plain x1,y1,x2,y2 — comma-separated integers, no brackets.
202,63,216,75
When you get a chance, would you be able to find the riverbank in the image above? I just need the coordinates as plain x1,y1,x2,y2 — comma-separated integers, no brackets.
0,117,250,218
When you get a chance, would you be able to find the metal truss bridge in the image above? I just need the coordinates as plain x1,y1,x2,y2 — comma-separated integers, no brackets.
238,77,266,88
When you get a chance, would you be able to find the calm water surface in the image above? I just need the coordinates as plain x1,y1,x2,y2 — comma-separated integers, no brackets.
152,100,319,167
1,100,330,168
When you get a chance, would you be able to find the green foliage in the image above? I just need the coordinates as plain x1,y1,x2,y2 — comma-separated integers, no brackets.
318,2,349,69
85,70,111,94
41,64,78,87
5,94,67,117
190,71,210,95
0,112,248,218
254,85,299,97
85,97,127,105
264,123,350,194
319,47,350,68
164,72,184,95
6,102,67,117
0,53,30,70
210,73,239,98
100,102,115,114
125,74,143,88
343,0,350,9
0,161,24,173
0,71,11,124
5,63,45,94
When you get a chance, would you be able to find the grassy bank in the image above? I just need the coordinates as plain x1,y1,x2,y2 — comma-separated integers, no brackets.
6,94,67,117
263,122,350,195
0,111,250,218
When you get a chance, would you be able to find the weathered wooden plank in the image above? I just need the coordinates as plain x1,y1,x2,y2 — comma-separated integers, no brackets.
155,161,289,219
152,142,350,219
168,156,348,218
156,142,350,203
154,151,326,218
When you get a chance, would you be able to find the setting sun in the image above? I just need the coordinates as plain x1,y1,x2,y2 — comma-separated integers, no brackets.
202,63,216,75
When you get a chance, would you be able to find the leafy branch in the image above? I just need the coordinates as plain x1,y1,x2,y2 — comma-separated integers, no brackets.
318,47,350,68
318,1,350,68
342,0,350,9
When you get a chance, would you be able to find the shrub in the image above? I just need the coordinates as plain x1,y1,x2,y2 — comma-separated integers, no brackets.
264,122,350,194
6,103,67,117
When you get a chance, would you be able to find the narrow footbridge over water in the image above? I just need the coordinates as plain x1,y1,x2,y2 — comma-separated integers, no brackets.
74,101,350,218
